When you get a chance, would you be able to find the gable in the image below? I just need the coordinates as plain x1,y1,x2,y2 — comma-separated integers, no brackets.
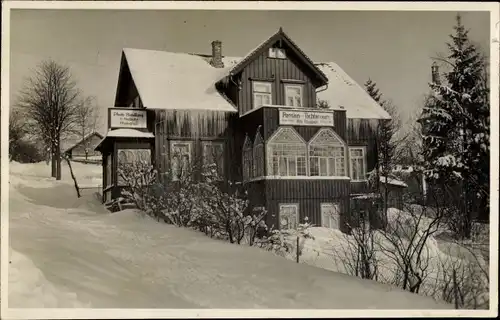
229,28,328,87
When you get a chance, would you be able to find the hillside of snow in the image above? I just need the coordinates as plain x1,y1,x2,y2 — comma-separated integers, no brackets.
8,161,452,309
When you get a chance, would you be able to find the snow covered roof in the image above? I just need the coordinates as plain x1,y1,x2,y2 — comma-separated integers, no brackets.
106,128,155,139
315,63,391,120
121,33,390,119
63,131,104,153
123,48,239,112
94,129,155,152
380,176,408,188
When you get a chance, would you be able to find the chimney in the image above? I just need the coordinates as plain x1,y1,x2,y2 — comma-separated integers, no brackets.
211,40,224,68
431,62,440,85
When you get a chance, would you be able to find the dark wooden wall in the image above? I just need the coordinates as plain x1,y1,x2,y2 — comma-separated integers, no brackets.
245,179,351,231
152,110,236,181
235,41,319,115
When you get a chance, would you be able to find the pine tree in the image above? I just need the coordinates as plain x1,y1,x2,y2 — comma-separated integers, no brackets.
418,15,490,237
364,79,401,227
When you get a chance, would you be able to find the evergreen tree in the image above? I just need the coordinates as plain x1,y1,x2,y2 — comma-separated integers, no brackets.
418,15,490,237
364,79,401,226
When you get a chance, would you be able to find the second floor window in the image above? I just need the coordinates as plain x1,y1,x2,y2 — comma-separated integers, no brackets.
253,82,272,109
285,84,303,108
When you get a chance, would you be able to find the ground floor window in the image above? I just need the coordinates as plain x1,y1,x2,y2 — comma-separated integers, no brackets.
253,131,265,177
243,136,253,181
267,127,307,177
321,203,340,229
202,141,224,177
170,141,192,181
117,149,151,185
279,203,299,230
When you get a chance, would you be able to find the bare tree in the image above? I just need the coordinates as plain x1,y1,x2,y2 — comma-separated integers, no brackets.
73,96,100,161
8,109,27,161
16,60,81,180
376,190,448,293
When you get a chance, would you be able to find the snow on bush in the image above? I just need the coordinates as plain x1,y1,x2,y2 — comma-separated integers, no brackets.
118,161,268,245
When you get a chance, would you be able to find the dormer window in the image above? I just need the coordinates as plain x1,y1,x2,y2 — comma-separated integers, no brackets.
285,84,303,108
269,47,286,59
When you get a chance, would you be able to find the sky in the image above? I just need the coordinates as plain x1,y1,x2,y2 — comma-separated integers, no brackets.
9,9,491,134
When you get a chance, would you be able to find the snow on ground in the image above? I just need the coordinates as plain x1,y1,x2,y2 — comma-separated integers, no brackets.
8,161,452,309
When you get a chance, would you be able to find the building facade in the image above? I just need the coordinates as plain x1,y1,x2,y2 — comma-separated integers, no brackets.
64,131,104,160
96,28,392,232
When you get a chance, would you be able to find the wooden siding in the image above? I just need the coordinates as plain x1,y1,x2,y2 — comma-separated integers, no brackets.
347,118,381,192
153,110,236,181
114,57,140,108
237,42,320,115
265,179,350,231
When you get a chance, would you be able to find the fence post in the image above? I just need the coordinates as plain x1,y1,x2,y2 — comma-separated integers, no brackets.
296,236,300,263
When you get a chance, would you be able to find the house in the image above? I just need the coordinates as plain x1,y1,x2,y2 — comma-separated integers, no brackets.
64,131,104,160
95,28,392,232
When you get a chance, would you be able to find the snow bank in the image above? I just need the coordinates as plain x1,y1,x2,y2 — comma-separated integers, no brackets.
9,249,90,308
8,163,452,309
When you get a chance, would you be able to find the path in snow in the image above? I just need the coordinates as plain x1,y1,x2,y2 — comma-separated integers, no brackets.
8,162,452,309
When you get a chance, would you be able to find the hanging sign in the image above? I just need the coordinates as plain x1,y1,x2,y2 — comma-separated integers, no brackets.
109,109,147,129
279,110,334,127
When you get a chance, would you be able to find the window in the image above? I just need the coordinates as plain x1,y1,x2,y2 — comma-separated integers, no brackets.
117,149,151,185
279,204,299,230
308,129,346,177
253,130,265,177
269,47,287,59
170,141,192,181
350,147,367,181
242,136,253,181
321,203,340,229
285,84,303,108
253,82,272,109
203,141,224,177
267,127,307,177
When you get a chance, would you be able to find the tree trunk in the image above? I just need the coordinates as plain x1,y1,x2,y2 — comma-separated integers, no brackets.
51,145,57,178
56,137,62,180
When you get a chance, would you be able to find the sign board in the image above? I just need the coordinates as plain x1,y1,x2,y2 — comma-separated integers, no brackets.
109,109,147,129
279,110,334,127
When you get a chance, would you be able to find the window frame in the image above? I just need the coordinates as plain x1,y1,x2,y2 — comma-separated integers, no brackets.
279,203,299,230
252,131,265,178
284,84,304,108
266,127,308,178
269,47,287,59
349,146,367,182
252,81,273,109
321,202,340,229
202,140,225,177
169,140,193,181
242,136,253,181
116,148,152,186
308,128,347,177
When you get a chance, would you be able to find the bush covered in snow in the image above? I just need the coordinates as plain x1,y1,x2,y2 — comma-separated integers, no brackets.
118,161,268,246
